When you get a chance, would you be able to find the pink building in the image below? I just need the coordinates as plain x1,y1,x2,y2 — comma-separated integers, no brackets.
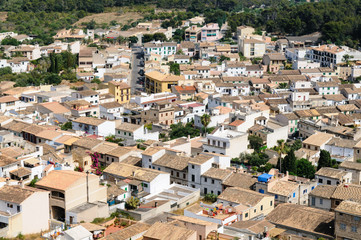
201,23,221,42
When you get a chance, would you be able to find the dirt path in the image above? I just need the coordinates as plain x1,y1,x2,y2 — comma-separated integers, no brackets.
73,12,142,26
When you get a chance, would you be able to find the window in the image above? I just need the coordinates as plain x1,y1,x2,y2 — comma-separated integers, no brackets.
245,213,248,218
259,189,264,194
143,183,148,188
340,223,346,230
319,178,323,183
211,179,215,184
311,197,315,206
335,200,340,206
261,205,263,211
275,195,278,199
293,192,296,198
176,172,179,177
192,175,195,181
354,216,360,221
351,226,357,233
270,201,273,206
254,209,256,213
204,188,208,194
183,173,186,179
7,203,13,208
204,177,207,182
320,198,323,205
191,165,195,169
327,180,331,185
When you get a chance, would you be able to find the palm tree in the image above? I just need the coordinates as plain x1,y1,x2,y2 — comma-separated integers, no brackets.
200,114,211,136
278,83,288,89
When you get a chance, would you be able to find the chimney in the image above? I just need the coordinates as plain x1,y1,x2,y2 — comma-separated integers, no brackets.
154,201,158,208
132,171,135,177
187,135,190,142
6,178,10,186
19,180,24,188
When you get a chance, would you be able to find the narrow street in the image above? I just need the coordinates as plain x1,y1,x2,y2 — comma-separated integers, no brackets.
130,46,144,94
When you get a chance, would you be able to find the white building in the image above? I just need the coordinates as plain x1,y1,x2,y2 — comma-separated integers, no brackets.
141,147,167,169
203,127,249,158
309,185,334,211
115,123,159,145
188,153,231,190
238,38,266,58
293,59,321,70
0,185,50,238
99,102,123,120
103,162,170,195
224,62,246,77
315,167,352,186
144,42,177,58
314,81,339,95
131,92,177,110
0,96,22,113
310,45,361,67
201,168,232,195
324,137,354,162
71,90,99,105
72,117,115,137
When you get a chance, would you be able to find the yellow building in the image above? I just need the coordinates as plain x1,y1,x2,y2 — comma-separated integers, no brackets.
108,81,131,104
145,71,185,94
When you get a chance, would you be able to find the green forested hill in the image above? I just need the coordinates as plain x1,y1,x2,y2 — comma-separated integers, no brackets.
0,0,359,47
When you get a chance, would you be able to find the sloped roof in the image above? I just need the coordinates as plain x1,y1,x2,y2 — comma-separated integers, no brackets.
218,187,268,206
143,222,195,240
38,102,70,114
36,170,97,191
0,185,45,204
309,185,336,199
103,162,165,182
153,153,191,171
266,203,334,237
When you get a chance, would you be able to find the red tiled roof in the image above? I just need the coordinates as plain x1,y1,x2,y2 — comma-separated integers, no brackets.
173,85,196,93
229,119,244,127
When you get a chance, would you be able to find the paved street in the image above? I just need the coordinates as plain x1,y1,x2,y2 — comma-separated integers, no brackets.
130,46,144,94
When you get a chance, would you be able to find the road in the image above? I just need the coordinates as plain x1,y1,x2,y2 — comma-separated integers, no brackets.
130,46,144,94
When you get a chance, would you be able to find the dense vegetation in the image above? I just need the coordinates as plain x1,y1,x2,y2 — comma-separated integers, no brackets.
0,0,359,47
0,51,77,87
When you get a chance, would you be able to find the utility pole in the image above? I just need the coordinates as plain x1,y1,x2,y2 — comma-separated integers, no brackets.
86,171,89,203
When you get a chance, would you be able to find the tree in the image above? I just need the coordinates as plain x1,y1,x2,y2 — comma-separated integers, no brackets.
86,19,96,29
219,55,230,63
153,33,167,42
1,36,20,46
169,122,200,140
125,197,139,210
283,150,297,174
291,139,302,151
342,54,354,66
0,67,12,76
61,121,73,130
248,135,263,152
278,83,288,89
200,114,211,135
296,158,316,179
317,150,332,170
204,193,217,203
169,62,180,75
128,36,138,44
